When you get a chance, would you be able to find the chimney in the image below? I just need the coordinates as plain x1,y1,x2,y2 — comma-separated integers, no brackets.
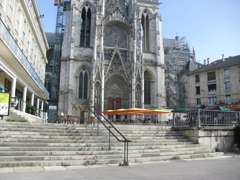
222,54,225,61
207,58,210,64
204,59,206,65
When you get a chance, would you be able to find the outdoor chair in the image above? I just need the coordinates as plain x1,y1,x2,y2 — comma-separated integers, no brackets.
89,116,95,125
74,116,80,124
67,115,74,124
56,115,64,123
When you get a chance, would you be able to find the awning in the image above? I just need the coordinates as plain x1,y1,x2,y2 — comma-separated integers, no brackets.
101,108,172,115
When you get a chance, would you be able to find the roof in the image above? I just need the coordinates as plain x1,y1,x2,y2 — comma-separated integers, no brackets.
45,32,56,43
187,55,240,75
185,60,203,72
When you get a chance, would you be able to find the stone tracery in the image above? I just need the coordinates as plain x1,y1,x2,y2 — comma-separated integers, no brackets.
104,26,127,48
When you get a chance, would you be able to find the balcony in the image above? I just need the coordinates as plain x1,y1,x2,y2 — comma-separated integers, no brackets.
138,0,159,3
0,18,49,98
208,89,217,94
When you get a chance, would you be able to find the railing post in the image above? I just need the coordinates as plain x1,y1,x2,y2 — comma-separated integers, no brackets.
173,113,175,127
238,112,240,125
97,118,99,136
108,126,111,150
124,141,129,166
198,109,201,128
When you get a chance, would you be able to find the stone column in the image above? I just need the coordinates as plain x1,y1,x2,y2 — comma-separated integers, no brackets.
10,77,17,107
37,98,40,115
40,100,44,118
10,77,16,98
100,16,105,114
141,71,144,108
132,39,136,108
31,93,34,106
22,87,27,112
102,0,105,16
67,59,74,115
0,72,4,92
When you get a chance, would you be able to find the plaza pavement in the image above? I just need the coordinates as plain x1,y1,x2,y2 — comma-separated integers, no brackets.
0,153,239,180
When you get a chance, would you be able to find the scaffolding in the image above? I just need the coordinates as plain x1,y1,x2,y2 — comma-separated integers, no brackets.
53,0,70,95
164,36,194,109
45,0,70,122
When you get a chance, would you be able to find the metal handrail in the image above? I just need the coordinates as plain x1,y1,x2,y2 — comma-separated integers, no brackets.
87,106,132,166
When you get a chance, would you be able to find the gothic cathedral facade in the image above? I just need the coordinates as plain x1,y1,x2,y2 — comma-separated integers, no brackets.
58,0,166,116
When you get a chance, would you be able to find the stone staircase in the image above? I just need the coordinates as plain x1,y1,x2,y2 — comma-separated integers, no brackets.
5,109,45,123
0,122,223,168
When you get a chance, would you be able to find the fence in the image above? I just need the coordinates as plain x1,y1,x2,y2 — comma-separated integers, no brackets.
173,109,240,127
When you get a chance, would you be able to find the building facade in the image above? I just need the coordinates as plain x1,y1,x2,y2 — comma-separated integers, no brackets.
163,36,200,109
0,0,49,117
58,0,166,117
186,55,240,108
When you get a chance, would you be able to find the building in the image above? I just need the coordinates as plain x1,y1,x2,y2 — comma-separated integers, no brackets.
163,36,200,109
57,0,166,120
45,32,60,122
0,0,49,118
186,55,240,108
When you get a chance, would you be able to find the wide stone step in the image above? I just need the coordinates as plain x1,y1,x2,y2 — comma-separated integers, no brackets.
0,135,188,143
0,125,174,134
0,139,190,146
0,149,214,162
0,145,207,158
0,154,123,162
0,150,123,156
0,151,223,168
0,136,189,142
0,159,121,168
0,143,203,154
0,142,197,152
0,134,106,139
128,152,224,163
0,131,101,137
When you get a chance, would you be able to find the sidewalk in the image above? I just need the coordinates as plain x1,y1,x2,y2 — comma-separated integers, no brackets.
0,153,239,180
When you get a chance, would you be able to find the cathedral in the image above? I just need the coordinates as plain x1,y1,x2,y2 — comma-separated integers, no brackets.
58,0,166,118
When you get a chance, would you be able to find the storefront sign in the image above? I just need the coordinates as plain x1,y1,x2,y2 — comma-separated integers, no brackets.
0,93,10,116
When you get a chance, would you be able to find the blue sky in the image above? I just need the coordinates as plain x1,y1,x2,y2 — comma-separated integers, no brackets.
37,0,240,63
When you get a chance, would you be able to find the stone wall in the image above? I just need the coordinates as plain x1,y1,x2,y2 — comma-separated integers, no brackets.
172,126,235,153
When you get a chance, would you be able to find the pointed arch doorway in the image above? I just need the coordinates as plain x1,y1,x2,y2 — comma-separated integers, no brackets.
104,74,129,120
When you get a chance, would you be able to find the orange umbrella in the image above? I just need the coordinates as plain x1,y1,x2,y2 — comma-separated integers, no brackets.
101,108,171,115
101,109,143,115
149,109,172,114
101,110,116,114
122,108,150,114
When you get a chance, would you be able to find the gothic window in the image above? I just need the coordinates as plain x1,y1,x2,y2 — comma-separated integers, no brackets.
144,71,151,104
94,82,101,112
79,69,88,99
141,12,150,52
80,5,91,47
104,26,127,48
135,84,141,108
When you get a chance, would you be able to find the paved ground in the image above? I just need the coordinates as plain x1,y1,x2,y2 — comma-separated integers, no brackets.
0,153,240,180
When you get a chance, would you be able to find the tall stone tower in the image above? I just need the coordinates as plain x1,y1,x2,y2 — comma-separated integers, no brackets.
58,0,166,117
